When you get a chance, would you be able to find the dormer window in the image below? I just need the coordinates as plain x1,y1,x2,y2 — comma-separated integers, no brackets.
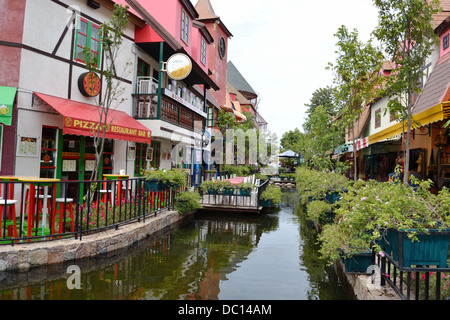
444,34,449,50
181,9,189,45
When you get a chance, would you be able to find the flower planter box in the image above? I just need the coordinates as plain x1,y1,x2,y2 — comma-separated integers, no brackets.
239,189,251,196
319,210,335,224
325,191,341,204
222,188,234,196
144,180,168,191
385,229,450,268
206,189,218,195
260,199,272,207
342,251,373,273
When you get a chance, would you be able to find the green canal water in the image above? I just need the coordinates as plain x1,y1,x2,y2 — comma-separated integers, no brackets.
0,190,355,300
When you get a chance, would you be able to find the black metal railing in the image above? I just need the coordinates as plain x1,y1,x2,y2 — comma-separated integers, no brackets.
372,251,450,300
0,178,182,245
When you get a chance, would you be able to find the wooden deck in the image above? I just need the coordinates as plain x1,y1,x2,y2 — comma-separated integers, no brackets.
200,193,263,213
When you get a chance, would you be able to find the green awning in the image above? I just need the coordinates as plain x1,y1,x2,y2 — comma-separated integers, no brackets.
0,86,16,126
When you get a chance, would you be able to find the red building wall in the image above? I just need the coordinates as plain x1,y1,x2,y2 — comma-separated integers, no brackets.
0,0,26,174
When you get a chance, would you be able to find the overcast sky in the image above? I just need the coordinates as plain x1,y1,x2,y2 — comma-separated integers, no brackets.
197,0,380,141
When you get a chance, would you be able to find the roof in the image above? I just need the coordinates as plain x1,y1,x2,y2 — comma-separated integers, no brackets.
413,53,450,115
226,82,251,105
194,0,233,37
227,61,257,96
194,0,218,19
433,0,450,28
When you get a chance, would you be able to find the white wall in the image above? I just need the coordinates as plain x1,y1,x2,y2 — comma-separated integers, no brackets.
16,0,139,178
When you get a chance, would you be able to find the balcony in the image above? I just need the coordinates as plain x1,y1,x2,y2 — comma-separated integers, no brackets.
133,77,207,133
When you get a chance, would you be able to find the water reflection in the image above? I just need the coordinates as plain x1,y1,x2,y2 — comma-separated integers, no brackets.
0,189,354,300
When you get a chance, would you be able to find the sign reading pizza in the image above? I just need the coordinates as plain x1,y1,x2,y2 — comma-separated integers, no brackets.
64,117,152,142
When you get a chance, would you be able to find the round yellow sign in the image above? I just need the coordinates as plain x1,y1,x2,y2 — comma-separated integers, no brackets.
166,53,192,80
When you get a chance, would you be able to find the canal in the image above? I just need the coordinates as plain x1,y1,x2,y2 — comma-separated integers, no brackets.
0,190,355,300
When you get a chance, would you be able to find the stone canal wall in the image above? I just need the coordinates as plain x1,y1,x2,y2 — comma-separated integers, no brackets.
0,210,189,272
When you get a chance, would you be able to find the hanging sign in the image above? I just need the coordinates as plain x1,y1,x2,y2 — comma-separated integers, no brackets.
78,72,101,97
164,53,192,80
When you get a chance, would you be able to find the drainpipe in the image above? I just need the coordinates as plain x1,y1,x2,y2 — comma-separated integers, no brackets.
157,42,164,119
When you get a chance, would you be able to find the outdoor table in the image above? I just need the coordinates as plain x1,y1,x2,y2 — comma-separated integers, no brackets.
103,174,130,201
17,177,60,239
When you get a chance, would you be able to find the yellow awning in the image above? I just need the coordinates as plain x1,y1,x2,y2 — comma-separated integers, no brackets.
368,103,445,145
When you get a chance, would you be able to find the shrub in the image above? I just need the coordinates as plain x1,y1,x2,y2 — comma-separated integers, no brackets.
174,191,203,214
260,185,282,205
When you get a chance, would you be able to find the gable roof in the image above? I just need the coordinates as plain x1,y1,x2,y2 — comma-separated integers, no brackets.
227,61,257,97
194,0,233,37
413,53,450,115
194,0,218,19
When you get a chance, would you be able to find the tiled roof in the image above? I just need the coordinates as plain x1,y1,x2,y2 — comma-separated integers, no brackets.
413,53,450,114
194,0,218,20
227,61,257,96
226,82,251,105
433,0,450,27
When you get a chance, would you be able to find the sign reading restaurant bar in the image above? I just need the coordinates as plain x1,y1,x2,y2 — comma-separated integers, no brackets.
64,117,151,142
33,92,152,145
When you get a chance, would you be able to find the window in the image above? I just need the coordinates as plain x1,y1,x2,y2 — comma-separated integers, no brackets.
201,37,207,65
444,34,449,50
181,9,189,44
40,126,58,178
137,58,150,77
375,109,381,128
75,17,101,66
390,109,397,122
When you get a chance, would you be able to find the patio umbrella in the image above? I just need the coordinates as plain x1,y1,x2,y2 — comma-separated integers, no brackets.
278,150,298,158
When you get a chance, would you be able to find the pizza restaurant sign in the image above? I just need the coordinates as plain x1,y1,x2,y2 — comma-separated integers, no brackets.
64,117,151,139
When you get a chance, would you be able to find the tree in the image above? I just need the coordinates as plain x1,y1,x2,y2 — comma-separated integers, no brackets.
83,4,131,182
280,128,302,152
372,0,440,185
304,86,337,117
327,25,383,181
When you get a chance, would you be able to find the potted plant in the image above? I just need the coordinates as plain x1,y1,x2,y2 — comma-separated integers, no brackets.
174,190,203,214
237,181,254,196
143,169,186,191
221,180,235,195
200,179,226,195
305,200,332,225
260,185,282,207
296,167,349,205
318,178,450,269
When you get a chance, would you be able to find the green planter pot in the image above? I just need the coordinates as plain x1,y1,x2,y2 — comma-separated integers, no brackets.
206,188,218,195
342,251,373,273
386,228,450,268
222,188,234,196
325,191,341,204
144,179,159,191
145,180,168,191
260,199,272,207
239,189,251,196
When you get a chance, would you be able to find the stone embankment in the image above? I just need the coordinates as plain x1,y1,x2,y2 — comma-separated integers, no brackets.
0,210,188,272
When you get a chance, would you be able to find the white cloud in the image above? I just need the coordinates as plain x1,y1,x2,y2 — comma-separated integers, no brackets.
197,0,379,139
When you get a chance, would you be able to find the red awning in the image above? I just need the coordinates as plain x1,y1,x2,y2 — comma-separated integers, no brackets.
34,92,151,144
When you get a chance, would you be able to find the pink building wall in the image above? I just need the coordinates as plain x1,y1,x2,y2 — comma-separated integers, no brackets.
127,0,208,75
440,26,450,57
204,22,229,107
0,0,26,175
